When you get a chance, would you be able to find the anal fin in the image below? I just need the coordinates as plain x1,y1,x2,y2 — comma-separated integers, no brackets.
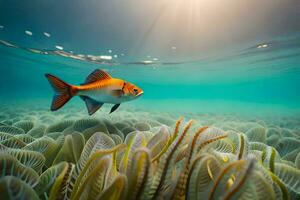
110,104,121,114
80,96,104,115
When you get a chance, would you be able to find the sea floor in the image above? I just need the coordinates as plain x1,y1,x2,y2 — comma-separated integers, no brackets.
0,100,300,199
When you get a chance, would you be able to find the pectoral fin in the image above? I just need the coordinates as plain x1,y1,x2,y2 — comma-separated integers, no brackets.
111,90,123,98
110,104,120,114
80,96,104,115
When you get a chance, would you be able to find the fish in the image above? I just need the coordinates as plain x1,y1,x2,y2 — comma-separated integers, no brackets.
45,69,143,115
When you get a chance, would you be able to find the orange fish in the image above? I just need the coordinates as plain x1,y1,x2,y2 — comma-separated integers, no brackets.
45,69,143,115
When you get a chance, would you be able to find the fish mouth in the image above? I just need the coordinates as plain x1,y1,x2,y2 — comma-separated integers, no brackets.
136,91,144,97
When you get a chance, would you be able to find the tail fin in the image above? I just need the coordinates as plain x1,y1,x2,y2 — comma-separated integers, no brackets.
45,74,77,111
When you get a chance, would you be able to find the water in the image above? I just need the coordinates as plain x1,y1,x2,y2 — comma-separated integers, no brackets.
1,1,299,116
1,1,300,199
1,33,300,115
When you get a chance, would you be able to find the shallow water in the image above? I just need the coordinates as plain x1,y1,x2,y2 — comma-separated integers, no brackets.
1,1,300,199
1,33,300,115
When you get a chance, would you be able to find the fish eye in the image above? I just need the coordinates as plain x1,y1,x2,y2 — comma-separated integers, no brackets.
134,89,138,92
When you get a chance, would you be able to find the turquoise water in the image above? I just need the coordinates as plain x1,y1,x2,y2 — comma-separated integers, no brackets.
0,0,299,116
0,33,300,115
1,1,300,116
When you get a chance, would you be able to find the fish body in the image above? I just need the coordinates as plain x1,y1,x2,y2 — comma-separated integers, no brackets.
78,78,127,104
45,69,143,115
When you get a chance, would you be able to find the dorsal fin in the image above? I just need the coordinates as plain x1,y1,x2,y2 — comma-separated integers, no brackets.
83,69,112,85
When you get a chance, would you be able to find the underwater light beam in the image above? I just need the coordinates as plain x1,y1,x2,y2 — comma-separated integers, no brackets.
133,2,170,53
